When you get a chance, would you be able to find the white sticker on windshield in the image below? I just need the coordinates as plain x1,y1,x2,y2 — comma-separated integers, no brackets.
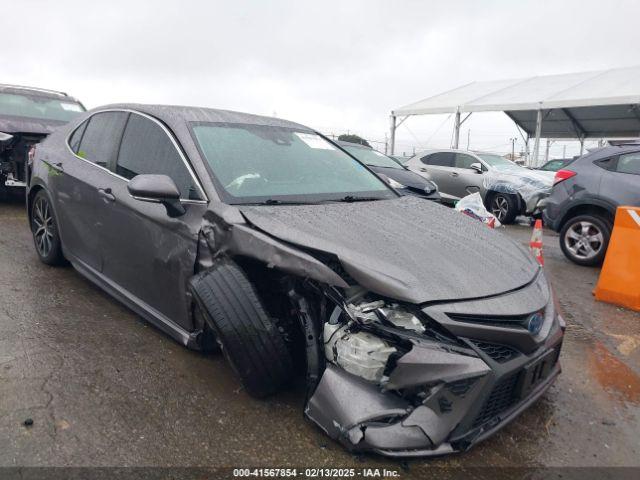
60,102,83,112
295,132,335,150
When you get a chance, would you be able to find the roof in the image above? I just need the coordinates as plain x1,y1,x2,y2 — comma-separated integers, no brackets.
101,103,311,132
0,84,71,99
393,66,640,138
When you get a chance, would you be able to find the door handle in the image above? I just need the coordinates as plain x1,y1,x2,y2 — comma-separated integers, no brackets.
98,188,116,202
451,172,459,177
420,167,427,172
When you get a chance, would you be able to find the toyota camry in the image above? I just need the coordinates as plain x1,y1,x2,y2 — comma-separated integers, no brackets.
27,104,564,457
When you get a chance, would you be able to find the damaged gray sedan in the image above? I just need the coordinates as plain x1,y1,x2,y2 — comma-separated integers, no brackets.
27,104,565,457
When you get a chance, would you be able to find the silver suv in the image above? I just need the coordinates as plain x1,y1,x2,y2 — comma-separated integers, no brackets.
405,149,553,224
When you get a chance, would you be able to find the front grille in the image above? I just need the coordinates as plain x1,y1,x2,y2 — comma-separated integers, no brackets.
470,340,520,363
472,372,520,428
447,312,529,329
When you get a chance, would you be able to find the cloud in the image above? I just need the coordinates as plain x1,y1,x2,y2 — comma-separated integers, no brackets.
3,0,639,157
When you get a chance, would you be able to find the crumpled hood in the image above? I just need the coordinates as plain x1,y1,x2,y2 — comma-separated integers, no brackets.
239,196,540,304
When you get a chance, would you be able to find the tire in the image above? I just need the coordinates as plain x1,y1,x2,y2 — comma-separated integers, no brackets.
487,192,519,224
30,190,65,265
191,260,293,398
560,214,611,266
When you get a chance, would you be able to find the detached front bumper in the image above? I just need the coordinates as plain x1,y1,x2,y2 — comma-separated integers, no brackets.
305,272,564,457
306,338,562,457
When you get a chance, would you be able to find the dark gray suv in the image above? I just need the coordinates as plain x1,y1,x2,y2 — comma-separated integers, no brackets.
543,144,640,266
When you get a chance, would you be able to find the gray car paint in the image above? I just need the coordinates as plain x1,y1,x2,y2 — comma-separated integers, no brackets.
28,103,563,457
544,145,640,231
239,196,539,304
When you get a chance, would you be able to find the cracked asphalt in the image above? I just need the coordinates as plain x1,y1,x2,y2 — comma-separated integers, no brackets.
1,197,639,476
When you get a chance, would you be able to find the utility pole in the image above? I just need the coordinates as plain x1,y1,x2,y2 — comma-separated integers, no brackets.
510,137,516,161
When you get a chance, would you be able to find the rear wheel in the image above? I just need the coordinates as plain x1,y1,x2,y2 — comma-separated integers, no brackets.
560,214,611,266
488,192,519,224
31,190,65,265
191,260,293,398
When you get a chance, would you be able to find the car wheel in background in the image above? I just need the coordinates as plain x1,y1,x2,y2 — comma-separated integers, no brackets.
191,259,293,398
30,190,65,265
488,192,519,224
560,214,611,266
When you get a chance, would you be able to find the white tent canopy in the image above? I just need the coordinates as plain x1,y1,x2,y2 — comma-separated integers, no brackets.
390,66,640,164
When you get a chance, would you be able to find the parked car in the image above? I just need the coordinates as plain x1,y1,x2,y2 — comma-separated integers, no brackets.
405,149,553,224
544,145,640,266
0,84,84,199
337,140,440,200
537,158,573,172
28,104,564,457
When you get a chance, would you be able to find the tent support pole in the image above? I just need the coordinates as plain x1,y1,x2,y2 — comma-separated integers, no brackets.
389,115,396,155
532,108,543,167
579,137,585,155
452,109,461,149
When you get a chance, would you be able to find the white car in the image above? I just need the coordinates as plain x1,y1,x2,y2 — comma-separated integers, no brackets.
405,149,553,224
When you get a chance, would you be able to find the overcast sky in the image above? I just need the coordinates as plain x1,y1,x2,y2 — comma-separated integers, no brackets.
4,0,640,158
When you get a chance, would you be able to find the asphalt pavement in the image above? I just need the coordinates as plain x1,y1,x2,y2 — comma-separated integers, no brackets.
1,198,639,478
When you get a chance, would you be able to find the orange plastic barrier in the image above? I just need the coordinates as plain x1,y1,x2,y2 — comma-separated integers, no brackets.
594,206,640,312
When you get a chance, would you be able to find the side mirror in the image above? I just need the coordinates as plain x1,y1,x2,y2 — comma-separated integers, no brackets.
127,174,185,217
470,162,483,174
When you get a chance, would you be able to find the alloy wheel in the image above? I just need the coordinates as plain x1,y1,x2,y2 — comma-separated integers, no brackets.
491,196,509,222
32,196,54,258
564,220,604,260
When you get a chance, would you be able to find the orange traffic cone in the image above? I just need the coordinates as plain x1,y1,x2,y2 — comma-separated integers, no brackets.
530,219,544,266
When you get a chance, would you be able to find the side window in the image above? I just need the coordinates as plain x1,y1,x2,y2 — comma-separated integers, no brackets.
116,114,203,200
616,152,640,175
595,157,615,171
68,120,88,154
454,153,477,169
76,112,129,168
421,152,455,167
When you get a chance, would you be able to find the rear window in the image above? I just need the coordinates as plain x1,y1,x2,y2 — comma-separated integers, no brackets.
0,92,84,122
616,152,640,175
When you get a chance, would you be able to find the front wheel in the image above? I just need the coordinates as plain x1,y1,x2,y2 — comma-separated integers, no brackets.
488,192,519,224
190,260,293,398
560,214,611,266
31,190,65,265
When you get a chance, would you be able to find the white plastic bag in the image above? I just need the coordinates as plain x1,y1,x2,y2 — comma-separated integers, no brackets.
455,192,501,228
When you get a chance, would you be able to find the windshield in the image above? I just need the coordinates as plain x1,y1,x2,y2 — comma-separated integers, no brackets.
0,92,84,122
477,153,515,169
342,145,402,169
192,123,395,204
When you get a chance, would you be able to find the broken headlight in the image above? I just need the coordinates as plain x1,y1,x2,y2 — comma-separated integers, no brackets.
347,300,426,334
322,300,429,384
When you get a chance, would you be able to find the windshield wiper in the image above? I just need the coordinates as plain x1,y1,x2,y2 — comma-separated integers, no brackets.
240,199,322,206
338,195,386,202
